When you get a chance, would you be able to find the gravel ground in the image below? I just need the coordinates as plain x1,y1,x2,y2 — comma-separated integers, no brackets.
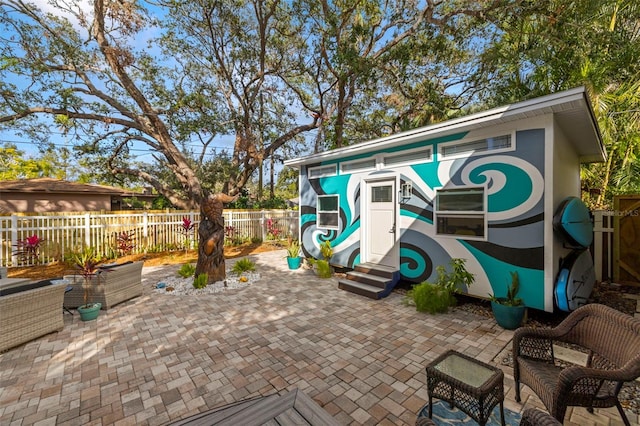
151,270,261,295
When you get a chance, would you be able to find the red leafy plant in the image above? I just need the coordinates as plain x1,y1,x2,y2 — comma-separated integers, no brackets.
116,230,136,256
266,218,280,240
71,248,103,307
181,216,195,251
14,234,46,264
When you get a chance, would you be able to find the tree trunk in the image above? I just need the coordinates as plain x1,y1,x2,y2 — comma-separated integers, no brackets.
195,193,237,283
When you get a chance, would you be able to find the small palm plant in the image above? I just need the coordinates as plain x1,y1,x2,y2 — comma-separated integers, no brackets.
286,239,300,258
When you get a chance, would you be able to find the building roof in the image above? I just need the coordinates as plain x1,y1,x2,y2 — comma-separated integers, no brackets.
0,178,153,198
284,86,606,167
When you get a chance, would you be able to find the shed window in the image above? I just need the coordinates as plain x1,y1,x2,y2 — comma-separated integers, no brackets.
317,195,339,229
340,158,376,174
440,134,512,159
308,164,337,179
383,147,432,167
435,187,486,239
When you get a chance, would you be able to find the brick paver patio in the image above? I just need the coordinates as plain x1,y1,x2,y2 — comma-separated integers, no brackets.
0,250,637,425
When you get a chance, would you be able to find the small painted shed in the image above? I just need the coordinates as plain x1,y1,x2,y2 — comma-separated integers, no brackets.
284,87,606,312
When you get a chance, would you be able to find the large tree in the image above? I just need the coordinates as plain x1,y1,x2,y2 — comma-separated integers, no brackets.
0,0,526,279
473,0,640,207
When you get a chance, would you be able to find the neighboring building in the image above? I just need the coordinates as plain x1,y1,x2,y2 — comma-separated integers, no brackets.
0,178,157,213
284,87,606,312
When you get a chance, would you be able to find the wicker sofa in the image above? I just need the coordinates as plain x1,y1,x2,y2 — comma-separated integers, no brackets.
63,261,144,310
0,279,67,352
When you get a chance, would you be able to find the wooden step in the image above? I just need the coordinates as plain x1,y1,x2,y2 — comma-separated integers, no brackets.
354,262,398,279
339,263,401,300
338,279,386,299
345,271,390,289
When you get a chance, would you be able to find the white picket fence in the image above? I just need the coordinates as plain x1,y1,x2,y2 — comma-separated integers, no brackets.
0,209,299,267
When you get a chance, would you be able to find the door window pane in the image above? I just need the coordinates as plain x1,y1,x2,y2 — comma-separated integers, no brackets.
372,185,392,203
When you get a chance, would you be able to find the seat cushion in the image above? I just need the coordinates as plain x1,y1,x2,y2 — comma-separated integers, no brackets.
0,280,51,296
518,358,564,410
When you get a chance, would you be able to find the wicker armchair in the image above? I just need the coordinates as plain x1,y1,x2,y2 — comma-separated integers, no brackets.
519,408,561,426
63,261,143,310
513,303,640,426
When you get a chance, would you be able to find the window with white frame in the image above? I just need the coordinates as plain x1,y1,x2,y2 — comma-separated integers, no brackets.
435,187,486,238
317,195,339,229
339,158,376,174
383,147,432,167
308,164,337,179
439,134,512,160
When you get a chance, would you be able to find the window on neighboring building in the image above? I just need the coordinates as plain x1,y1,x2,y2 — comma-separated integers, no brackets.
317,195,339,229
435,187,486,238
308,164,337,179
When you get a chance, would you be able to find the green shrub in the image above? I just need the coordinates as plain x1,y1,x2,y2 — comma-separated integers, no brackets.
315,259,332,278
232,258,256,274
406,282,456,314
404,258,474,314
177,263,196,278
193,273,208,289
320,240,333,260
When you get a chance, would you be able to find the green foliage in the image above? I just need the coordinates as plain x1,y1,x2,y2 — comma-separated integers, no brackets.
177,263,196,278
434,258,475,294
0,144,66,180
286,239,300,258
489,271,523,306
320,240,333,260
315,259,332,278
193,273,208,289
232,258,256,274
405,282,456,314
405,258,474,314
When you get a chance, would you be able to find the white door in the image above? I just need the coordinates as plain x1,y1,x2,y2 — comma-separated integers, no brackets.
364,179,397,267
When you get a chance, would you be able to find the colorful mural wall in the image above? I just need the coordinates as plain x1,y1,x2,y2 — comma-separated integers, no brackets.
299,128,548,310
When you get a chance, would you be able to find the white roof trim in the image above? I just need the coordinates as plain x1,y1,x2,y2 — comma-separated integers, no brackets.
284,86,605,167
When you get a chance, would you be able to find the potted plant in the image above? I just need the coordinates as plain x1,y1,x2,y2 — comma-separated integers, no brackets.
286,238,302,270
489,271,527,329
72,248,103,321
308,240,333,278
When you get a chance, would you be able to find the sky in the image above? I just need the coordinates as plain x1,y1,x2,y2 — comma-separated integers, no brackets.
1,0,240,164
1,0,314,183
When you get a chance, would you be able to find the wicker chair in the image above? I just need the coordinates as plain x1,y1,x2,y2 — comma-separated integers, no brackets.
513,303,640,426
63,261,144,310
519,408,561,426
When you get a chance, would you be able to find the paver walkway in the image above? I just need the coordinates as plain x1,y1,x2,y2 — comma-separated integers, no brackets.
0,250,637,425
